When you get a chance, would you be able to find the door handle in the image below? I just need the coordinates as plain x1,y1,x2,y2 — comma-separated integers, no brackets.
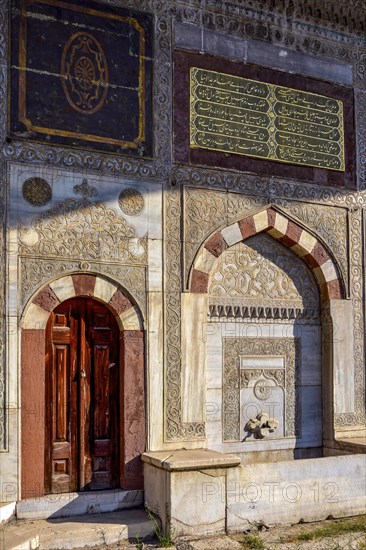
80,369,87,378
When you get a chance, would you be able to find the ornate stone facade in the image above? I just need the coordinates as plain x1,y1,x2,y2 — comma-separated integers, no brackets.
0,0,364,512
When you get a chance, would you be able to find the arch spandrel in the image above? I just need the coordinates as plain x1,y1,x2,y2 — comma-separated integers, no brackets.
189,207,345,301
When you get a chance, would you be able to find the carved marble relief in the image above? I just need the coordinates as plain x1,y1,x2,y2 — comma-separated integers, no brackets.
22,177,52,207
276,200,349,293
18,200,147,263
164,185,205,440
345,207,365,427
118,189,145,216
18,181,147,265
223,337,301,441
200,0,365,38
208,235,320,313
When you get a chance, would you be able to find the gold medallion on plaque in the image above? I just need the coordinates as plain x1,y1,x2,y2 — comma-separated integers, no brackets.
61,32,109,115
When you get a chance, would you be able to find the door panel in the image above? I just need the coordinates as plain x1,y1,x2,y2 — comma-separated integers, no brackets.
45,298,119,493
54,345,68,441
47,312,76,494
89,302,119,490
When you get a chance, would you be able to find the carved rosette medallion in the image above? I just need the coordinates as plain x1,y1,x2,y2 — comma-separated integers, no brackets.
22,177,52,207
61,32,109,115
254,379,273,400
118,189,145,216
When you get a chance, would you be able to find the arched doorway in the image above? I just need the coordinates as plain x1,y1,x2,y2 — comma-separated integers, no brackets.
21,274,145,499
45,297,120,494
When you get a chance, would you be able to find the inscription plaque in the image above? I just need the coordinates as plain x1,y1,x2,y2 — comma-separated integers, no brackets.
190,68,345,172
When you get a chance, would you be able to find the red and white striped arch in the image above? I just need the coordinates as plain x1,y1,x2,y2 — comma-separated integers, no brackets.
22,273,143,330
189,206,345,300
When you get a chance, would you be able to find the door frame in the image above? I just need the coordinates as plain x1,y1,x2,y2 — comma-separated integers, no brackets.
21,274,145,499
45,297,121,494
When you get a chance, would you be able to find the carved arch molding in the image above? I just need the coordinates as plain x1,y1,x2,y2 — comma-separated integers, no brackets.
23,273,144,331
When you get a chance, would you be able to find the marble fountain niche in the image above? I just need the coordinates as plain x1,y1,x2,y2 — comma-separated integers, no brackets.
206,233,322,462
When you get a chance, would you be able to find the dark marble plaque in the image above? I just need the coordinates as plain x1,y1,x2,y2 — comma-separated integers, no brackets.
175,51,356,189
10,0,153,156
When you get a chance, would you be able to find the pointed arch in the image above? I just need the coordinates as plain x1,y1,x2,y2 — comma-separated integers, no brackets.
21,273,143,330
189,206,345,300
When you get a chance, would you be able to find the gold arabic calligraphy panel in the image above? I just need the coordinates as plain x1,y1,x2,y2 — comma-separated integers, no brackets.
190,68,345,172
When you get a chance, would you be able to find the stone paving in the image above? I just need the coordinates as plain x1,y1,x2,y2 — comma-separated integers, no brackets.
1,513,366,549
110,516,366,550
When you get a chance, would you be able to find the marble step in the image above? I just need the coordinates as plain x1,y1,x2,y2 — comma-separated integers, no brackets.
17,489,143,520
2,508,154,550
0,501,16,527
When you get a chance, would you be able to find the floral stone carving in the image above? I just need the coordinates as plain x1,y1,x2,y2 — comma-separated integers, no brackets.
209,234,320,313
18,194,147,264
223,337,301,441
118,188,145,216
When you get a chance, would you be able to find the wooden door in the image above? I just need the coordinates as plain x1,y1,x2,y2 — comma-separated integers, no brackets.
45,298,120,494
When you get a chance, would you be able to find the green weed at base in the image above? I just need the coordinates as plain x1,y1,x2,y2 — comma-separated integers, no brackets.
135,531,143,550
145,505,174,548
242,534,265,549
296,518,366,542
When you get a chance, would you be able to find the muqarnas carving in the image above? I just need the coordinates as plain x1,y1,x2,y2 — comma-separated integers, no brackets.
10,0,153,156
